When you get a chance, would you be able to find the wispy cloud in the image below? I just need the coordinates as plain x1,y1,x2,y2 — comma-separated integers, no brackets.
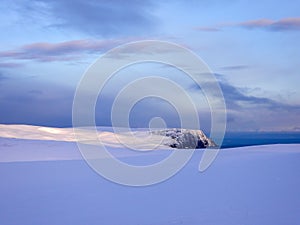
17,0,158,37
0,39,126,62
0,39,197,62
195,17,300,32
194,27,221,32
0,62,24,68
218,65,249,71
191,75,299,111
0,73,7,82
0,77,74,127
218,82,291,110
189,74,300,131
238,18,300,31
293,126,300,131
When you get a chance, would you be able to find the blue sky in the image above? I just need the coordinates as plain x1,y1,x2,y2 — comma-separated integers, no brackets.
0,0,299,132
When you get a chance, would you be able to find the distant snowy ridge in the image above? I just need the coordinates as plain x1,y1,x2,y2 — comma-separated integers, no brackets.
0,124,215,149
0,124,75,141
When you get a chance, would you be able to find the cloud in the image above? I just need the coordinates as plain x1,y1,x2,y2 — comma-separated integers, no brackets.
218,82,283,110
195,17,300,32
1,66,299,131
0,38,200,62
191,75,299,110
218,65,249,71
194,27,221,32
0,73,7,81
0,78,74,127
0,72,10,87
0,62,24,68
0,39,126,62
238,18,300,31
292,126,300,131
189,74,300,131
19,0,158,37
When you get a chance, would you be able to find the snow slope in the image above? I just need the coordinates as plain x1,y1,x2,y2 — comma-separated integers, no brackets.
0,134,299,225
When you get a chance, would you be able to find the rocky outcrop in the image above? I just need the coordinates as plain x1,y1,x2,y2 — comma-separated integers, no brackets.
151,128,217,149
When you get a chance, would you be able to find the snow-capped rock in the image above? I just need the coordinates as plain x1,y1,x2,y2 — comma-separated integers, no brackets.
151,128,217,149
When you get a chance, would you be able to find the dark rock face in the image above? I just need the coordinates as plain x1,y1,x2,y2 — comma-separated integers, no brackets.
151,128,217,149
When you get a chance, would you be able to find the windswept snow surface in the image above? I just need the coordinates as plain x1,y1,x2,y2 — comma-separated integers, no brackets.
0,126,300,225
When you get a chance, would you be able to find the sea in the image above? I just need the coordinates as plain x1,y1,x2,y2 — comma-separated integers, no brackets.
221,132,300,148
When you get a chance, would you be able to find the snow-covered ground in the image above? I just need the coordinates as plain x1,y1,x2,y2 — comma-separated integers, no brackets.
0,126,300,225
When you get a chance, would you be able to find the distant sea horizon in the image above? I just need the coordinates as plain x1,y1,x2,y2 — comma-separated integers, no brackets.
220,132,300,148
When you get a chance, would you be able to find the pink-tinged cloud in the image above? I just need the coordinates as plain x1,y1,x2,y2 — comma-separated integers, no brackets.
195,17,300,32
0,62,24,68
194,27,221,32
0,39,127,62
238,18,300,31
238,19,274,28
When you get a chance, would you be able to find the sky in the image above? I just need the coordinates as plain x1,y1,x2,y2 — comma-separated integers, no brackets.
0,0,299,132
